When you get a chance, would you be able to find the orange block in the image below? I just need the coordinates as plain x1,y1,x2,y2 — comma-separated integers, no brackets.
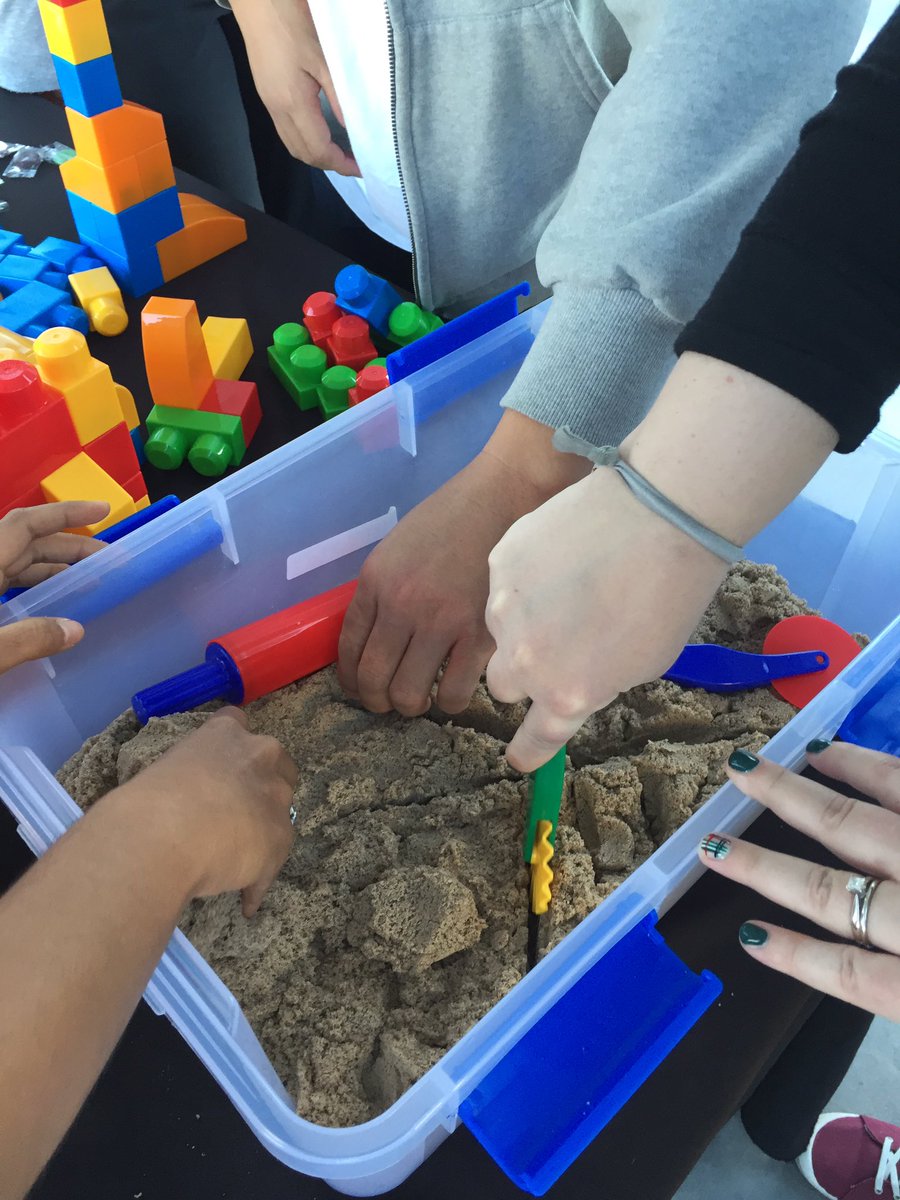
66,102,167,169
156,193,247,283
141,296,214,410
61,143,176,213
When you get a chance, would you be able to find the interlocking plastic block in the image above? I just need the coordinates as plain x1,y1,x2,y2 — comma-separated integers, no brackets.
115,382,139,431
348,361,390,407
334,264,403,338
0,232,26,257
50,53,122,117
61,146,175,214
0,254,68,294
0,360,81,507
302,292,341,347
84,420,142,487
274,340,327,412
38,0,111,64
141,297,214,410
66,188,183,263
317,365,356,420
40,452,134,535
200,379,261,446
201,316,253,381
31,236,101,274
0,324,35,363
82,240,164,298
155,193,247,283
387,301,443,347
32,327,124,444
326,314,376,372
122,471,149,504
267,323,308,390
0,483,45,524
145,405,245,477
68,266,127,336
130,425,145,464
0,280,89,339
66,102,167,169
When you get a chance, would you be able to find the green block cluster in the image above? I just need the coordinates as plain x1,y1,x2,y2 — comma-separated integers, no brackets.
144,404,246,478
269,318,390,421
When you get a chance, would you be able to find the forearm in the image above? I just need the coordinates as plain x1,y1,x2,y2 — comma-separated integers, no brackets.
620,352,838,546
0,784,193,1200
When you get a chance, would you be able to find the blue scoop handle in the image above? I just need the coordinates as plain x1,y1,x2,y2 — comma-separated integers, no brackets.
663,644,829,692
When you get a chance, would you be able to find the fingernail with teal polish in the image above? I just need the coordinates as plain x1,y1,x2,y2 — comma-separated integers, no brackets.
739,922,768,947
700,834,732,860
729,749,760,772
806,738,832,755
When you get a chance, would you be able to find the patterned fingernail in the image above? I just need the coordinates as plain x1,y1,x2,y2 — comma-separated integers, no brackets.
806,738,832,755
729,749,760,772
739,922,768,947
700,834,732,860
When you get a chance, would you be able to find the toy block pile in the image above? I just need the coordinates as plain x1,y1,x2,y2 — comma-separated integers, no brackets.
0,229,128,340
268,265,443,421
0,326,147,535
141,297,259,478
36,0,247,298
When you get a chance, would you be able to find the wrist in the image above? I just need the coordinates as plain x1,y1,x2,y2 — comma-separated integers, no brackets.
94,784,201,907
482,411,592,504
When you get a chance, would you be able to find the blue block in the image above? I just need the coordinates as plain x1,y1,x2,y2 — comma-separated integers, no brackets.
66,189,183,261
79,238,164,298
50,53,122,118
0,254,47,291
32,236,92,272
0,230,25,256
130,426,146,466
334,264,403,338
0,280,90,339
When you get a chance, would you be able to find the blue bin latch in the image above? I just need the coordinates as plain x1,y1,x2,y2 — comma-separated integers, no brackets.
460,911,722,1196
839,659,900,755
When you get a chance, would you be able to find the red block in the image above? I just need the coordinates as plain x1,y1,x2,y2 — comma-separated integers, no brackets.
200,378,261,446
0,360,81,509
122,472,149,504
303,291,341,348
44,1,88,6
84,421,142,488
349,362,390,407
326,315,376,372
0,483,45,521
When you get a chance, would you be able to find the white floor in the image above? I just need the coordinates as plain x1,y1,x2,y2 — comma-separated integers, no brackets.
675,1017,900,1200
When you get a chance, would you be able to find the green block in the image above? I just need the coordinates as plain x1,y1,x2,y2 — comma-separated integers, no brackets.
145,405,246,478
387,301,443,347
317,364,356,419
268,332,327,412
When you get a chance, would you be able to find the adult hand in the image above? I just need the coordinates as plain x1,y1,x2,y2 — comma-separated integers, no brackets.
230,0,359,175
485,467,727,772
113,708,299,916
0,502,107,674
698,741,900,1022
337,411,590,718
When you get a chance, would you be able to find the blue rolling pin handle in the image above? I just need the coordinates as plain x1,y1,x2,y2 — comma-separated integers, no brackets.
133,643,244,725
664,644,829,692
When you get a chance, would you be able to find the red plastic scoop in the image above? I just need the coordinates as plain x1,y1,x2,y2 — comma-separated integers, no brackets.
762,614,862,708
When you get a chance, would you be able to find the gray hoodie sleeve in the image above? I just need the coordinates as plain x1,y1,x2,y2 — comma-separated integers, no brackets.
500,0,869,449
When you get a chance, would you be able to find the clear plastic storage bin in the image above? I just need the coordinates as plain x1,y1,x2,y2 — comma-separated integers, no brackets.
1,298,899,1195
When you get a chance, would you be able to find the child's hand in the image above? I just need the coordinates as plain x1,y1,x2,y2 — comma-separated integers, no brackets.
0,502,108,675
231,0,360,176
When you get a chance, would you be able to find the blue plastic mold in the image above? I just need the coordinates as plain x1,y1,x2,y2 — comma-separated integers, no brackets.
386,282,530,385
460,912,721,1195
839,658,900,754
663,644,829,692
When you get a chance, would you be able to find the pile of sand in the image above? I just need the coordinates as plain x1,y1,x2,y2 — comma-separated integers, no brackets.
60,562,811,1127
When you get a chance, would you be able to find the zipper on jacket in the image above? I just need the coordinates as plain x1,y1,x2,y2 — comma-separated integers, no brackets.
384,0,420,302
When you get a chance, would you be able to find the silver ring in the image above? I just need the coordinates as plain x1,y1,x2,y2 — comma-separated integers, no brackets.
846,874,882,949
289,804,298,827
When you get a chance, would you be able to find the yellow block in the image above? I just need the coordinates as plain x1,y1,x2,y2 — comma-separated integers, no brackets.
0,325,35,362
32,328,123,445
37,0,111,65
68,267,128,337
41,453,134,535
134,495,151,512
201,316,253,381
115,383,140,432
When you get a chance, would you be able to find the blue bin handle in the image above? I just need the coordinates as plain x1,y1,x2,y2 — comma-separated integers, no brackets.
460,912,721,1195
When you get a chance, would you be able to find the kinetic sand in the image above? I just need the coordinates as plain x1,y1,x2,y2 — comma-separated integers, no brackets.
60,562,813,1126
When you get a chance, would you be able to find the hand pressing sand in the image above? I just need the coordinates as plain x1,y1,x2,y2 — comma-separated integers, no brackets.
59,562,829,1127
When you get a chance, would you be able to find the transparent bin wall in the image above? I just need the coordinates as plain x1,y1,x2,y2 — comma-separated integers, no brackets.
3,297,900,1194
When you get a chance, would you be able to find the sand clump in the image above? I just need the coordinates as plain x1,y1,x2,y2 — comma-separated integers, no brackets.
60,562,814,1126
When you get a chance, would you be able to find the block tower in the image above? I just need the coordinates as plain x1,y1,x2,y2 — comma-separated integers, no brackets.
37,0,247,297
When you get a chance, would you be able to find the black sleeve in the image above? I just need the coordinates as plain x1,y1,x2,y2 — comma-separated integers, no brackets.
674,9,900,453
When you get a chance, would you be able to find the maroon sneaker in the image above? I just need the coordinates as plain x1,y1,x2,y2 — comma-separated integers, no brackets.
797,1113,900,1200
